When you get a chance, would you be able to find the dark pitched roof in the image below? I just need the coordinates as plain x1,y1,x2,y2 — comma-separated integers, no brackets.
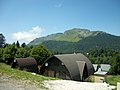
40,53,95,81
15,58,37,67
54,54,94,80
11,57,38,73
14,57,37,67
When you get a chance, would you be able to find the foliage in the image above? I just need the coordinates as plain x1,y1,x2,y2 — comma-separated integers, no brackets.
42,40,78,54
0,39,51,66
87,48,119,64
0,48,4,62
15,47,29,58
16,41,20,48
0,33,5,48
76,33,120,51
109,54,120,75
87,48,120,75
107,75,120,85
30,44,51,65
3,43,17,64
1,41,32,64
21,42,26,48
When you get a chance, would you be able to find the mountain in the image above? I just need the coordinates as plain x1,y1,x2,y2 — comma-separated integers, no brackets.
29,28,103,45
28,28,120,53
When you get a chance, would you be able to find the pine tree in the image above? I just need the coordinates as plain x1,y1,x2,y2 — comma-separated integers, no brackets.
0,33,5,48
21,42,26,48
16,41,20,48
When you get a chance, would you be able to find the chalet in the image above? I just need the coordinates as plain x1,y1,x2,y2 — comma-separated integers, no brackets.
93,64,110,83
40,53,95,81
11,57,38,73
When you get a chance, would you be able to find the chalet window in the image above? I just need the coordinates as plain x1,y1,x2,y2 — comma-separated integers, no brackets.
61,62,64,65
45,62,48,66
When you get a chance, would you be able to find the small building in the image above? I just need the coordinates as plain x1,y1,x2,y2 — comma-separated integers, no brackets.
11,57,38,73
40,53,95,81
93,64,110,83
94,68,107,83
93,64,110,72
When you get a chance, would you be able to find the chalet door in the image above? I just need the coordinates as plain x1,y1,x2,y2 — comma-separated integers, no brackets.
56,72,59,77
48,70,55,77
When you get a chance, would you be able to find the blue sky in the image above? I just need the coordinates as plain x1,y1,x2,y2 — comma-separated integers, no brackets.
0,0,120,44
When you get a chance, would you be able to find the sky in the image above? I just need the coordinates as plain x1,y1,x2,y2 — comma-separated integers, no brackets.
0,0,120,44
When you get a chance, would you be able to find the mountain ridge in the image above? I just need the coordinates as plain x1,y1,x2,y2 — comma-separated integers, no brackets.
28,28,120,53
29,28,105,45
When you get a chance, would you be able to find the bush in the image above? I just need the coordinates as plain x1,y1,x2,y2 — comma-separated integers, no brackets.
30,44,51,65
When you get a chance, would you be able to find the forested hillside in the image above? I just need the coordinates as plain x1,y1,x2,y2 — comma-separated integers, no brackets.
76,33,120,51
29,28,103,45
29,28,120,53
42,33,120,54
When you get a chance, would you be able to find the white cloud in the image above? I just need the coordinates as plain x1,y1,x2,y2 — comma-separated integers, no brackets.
12,26,43,43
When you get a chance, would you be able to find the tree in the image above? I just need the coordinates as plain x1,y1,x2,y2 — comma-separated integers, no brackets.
21,42,26,48
30,44,51,65
16,47,29,58
16,41,20,48
87,48,120,64
109,54,120,75
0,33,5,48
4,43,9,48
0,48,4,62
3,44,17,64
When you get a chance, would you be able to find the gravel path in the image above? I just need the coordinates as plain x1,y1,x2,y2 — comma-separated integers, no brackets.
0,75,45,90
44,80,116,90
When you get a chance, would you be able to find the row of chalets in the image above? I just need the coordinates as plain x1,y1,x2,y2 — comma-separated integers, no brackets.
11,53,110,83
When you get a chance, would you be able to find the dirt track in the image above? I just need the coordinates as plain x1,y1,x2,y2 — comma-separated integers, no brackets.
43,80,116,90
0,75,45,90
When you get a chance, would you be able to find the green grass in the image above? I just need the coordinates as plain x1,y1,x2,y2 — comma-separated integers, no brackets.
0,63,59,87
107,75,120,86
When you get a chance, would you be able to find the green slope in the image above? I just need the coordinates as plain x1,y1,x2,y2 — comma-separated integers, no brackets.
29,33,63,45
76,33,120,51
28,28,103,45
42,33,120,53
28,28,120,53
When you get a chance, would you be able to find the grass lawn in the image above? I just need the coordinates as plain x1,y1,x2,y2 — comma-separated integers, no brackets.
0,63,59,87
107,75,120,86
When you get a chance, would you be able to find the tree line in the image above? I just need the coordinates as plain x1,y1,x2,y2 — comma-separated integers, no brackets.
0,34,51,65
86,48,120,75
